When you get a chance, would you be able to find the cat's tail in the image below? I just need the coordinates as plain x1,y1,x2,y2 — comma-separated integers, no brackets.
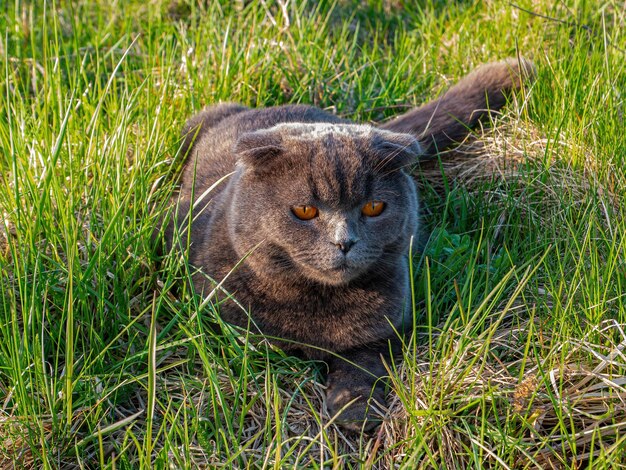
380,57,535,156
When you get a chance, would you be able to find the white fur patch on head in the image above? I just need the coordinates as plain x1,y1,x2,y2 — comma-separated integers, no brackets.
270,122,375,140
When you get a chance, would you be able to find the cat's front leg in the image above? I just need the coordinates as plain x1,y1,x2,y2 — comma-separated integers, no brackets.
325,338,400,433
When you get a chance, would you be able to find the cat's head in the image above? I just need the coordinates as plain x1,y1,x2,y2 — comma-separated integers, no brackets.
227,123,420,286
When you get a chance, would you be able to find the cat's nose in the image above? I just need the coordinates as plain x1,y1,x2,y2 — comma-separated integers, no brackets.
334,239,357,254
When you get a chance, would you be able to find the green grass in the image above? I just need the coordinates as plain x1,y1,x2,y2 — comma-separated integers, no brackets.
1,0,625,468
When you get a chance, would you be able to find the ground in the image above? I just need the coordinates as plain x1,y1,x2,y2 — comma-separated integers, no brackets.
1,0,625,468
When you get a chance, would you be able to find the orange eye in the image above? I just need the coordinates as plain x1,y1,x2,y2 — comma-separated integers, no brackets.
361,201,385,217
292,205,319,220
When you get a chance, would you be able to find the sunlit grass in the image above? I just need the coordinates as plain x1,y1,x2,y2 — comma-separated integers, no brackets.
1,0,625,468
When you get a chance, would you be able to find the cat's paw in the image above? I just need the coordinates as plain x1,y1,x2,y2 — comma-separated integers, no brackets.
325,381,386,433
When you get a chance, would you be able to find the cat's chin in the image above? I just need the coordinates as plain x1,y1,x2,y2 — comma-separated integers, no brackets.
302,265,366,286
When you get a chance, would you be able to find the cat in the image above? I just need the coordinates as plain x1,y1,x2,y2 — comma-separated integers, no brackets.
164,58,534,432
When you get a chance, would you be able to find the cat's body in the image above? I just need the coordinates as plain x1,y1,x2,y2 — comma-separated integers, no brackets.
165,58,534,431
170,107,418,357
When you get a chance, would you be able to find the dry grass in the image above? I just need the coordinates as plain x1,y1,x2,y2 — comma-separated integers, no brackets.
381,316,626,469
0,416,54,469
415,108,621,245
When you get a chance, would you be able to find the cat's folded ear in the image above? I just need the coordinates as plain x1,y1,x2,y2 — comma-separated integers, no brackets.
369,131,423,173
234,129,286,176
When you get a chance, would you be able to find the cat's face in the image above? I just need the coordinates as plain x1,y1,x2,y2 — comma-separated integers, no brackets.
227,123,420,286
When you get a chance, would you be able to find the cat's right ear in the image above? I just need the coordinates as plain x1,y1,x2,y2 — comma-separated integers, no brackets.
234,130,285,176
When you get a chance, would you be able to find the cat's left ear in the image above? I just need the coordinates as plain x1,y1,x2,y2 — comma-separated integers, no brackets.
234,129,285,175
369,131,423,173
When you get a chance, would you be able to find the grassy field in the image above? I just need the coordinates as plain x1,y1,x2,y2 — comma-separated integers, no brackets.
1,0,625,468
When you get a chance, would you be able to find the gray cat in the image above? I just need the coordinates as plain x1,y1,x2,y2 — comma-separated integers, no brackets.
164,58,534,431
